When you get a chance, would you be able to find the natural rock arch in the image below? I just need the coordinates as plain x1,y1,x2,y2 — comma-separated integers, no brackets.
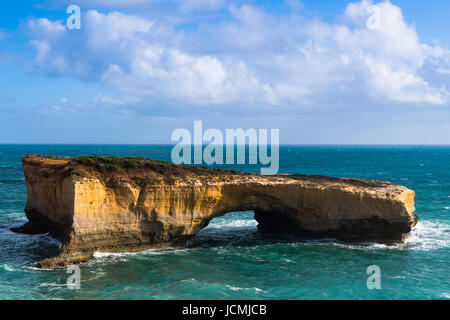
13,155,417,268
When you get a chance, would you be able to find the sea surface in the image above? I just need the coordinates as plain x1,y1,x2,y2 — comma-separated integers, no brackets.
0,145,449,300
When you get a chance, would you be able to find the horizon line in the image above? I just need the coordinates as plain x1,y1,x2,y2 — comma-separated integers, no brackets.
1,143,450,146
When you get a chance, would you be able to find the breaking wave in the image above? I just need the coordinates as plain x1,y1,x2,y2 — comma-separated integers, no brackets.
226,285,264,293
206,219,257,229
0,264,16,272
401,220,450,251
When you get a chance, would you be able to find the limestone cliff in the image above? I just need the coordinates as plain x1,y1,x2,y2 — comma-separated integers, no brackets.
13,154,418,268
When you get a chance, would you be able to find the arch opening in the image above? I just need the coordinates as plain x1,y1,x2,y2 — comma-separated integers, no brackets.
188,211,259,247
187,208,303,248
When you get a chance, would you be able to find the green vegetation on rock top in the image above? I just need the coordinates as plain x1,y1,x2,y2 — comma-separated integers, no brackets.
71,155,239,175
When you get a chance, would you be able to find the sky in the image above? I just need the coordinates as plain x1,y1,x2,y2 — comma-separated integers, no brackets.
0,0,450,144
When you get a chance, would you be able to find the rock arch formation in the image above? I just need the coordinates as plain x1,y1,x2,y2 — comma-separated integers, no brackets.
13,155,417,268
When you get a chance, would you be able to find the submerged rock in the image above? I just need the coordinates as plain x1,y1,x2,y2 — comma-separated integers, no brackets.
13,154,418,268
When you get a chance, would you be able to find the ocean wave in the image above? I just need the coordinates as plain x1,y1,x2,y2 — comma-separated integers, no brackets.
194,219,258,243
92,250,152,263
39,282,67,288
207,219,257,229
0,264,16,272
402,220,450,251
91,247,190,264
200,217,450,253
93,251,137,259
0,211,27,219
226,285,264,293
48,218,450,269
286,220,450,252
358,220,450,252
226,285,244,291
88,251,135,266
24,266,55,272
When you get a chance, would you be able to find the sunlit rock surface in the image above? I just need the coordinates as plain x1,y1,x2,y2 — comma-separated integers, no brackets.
13,154,418,268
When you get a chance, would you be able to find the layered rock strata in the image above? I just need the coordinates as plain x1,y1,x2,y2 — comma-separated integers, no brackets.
13,154,418,268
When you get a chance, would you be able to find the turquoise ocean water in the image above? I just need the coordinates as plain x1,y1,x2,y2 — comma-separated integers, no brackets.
0,145,449,300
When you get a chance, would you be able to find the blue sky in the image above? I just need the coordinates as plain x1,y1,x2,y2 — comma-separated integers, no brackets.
0,0,450,144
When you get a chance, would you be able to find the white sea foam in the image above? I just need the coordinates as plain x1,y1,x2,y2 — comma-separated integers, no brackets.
95,249,157,258
226,285,244,291
24,266,55,271
297,220,450,252
441,293,450,299
363,220,450,251
91,247,190,264
0,264,16,272
93,251,134,259
63,218,450,268
39,282,67,288
226,285,264,293
402,220,450,251
201,216,450,253
93,250,153,261
208,219,257,229
88,270,106,280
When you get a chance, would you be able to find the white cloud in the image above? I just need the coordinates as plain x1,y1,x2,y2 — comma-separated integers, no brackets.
27,18,66,37
101,49,285,106
26,1,450,109
364,57,448,104
38,93,129,117
294,0,449,104
84,10,153,48
92,94,124,105
342,0,425,70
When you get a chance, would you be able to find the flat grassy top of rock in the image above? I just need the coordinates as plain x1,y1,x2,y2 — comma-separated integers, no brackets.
23,154,403,191
71,155,243,176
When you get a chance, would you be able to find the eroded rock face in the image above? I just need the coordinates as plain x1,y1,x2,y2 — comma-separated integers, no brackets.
13,154,418,268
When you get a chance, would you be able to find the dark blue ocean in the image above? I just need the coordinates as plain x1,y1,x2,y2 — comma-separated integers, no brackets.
0,145,449,300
